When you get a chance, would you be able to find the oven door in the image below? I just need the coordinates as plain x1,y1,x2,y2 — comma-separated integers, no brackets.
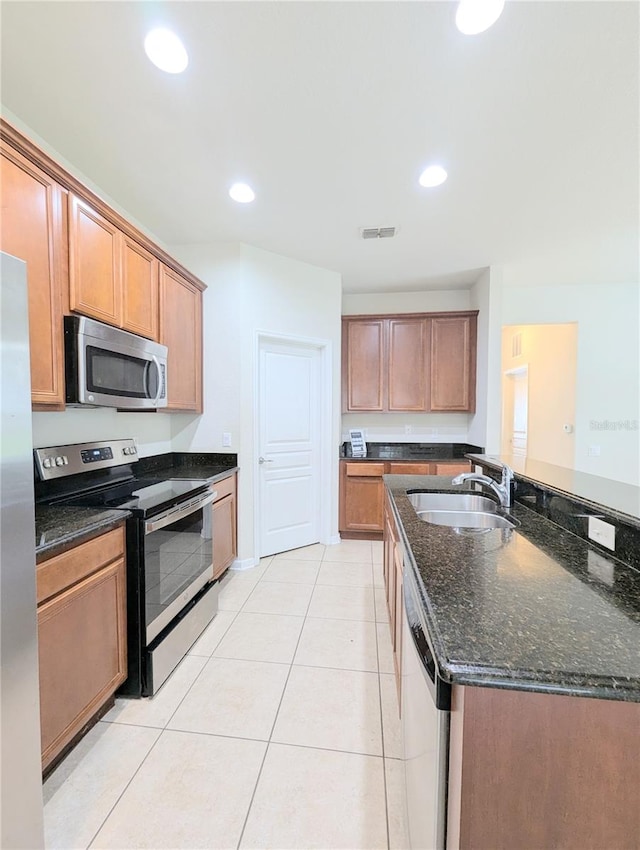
144,490,216,643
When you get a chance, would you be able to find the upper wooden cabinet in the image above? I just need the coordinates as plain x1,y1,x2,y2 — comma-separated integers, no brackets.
430,315,476,412
69,195,160,340
342,312,477,413
0,145,65,407
1,119,206,410
159,265,203,412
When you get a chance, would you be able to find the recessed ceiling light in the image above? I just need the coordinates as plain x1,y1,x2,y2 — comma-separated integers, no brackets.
144,28,188,74
419,166,448,188
229,183,256,204
456,0,505,35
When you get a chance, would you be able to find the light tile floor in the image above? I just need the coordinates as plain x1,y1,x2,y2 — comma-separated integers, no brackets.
43,540,410,850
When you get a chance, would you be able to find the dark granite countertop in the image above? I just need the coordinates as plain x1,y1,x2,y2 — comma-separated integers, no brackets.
341,442,482,461
135,452,238,485
386,474,640,702
36,505,130,562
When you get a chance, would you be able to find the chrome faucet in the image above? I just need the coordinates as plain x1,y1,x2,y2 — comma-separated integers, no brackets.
451,463,514,509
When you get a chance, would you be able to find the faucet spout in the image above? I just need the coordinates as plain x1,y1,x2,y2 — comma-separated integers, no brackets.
451,464,514,509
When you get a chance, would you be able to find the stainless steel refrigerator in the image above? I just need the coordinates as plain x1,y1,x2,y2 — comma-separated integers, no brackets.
0,251,45,848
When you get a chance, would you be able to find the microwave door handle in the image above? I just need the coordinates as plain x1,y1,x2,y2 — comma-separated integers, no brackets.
151,355,163,405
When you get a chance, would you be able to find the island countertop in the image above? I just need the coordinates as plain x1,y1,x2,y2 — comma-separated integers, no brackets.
385,474,640,702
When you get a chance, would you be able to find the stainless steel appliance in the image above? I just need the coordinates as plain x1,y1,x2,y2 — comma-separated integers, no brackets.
1,252,45,848
64,315,168,409
35,439,218,696
402,561,451,850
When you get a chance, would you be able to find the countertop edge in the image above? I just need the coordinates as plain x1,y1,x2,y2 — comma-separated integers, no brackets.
36,510,130,562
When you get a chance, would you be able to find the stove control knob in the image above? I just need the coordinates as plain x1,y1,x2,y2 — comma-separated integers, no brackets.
62,456,69,465
131,446,137,454
42,458,52,469
55,456,64,466
123,447,131,455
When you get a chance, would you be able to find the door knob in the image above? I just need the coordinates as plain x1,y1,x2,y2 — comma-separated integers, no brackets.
258,456,274,464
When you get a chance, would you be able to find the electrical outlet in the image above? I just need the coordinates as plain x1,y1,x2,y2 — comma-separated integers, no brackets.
222,432,232,447
588,445,601,457
588,516,616,552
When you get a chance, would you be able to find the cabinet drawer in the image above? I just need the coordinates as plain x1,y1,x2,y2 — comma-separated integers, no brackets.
37,525,125,605
211,473,236,502
345,462,385,477
387,462,433,475
433,462,471,475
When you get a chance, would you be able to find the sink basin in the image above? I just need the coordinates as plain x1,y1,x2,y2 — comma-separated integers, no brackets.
408,492,498,513
415,510,517,530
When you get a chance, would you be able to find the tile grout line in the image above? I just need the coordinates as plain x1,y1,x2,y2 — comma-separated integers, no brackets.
82,603,244,849
235,546,324,850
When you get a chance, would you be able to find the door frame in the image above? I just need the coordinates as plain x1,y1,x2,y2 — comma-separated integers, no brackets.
253,330,334,559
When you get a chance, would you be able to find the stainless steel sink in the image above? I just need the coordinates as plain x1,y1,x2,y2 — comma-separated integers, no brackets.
408,492,498,513
407,491,518,531
415,510,517,530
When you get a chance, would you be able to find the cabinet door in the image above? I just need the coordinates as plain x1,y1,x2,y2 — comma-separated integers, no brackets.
38,556,127,771
0,147,65,406
430,315,476,412
393,544,403,706
340,462,385,533
69,195,121,325
121,235,159,340
159,265,203,412
342,319,385,411
212,491,237,579
388,317,429,411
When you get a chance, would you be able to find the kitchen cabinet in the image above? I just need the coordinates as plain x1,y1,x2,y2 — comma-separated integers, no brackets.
36,525,127,772
0,144,65,407
159,265,203,412
211,473,237,579
383,492,403,703
69,196,160,340
342,312,477,413
340,459,471,539
447,685,640,850
430,315,476,412
339,462,386,535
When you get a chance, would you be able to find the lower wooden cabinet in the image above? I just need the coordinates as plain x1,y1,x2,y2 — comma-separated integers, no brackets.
340,459,471,539
36,526,127,772
211,473,237,579
383,492,403,704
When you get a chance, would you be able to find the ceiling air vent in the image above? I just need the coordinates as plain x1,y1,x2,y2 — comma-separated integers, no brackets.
361,226,397,239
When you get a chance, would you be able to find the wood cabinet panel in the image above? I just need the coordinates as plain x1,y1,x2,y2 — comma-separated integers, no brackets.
36,526,125,605
69,194,121,325
159,265,203,412
387,462,433,475
430,315,476,412
388,318,429,410
447,685,640,850
433,461,471,476
342,319,385,411
212,474,237,580
340,466,385,533
342,312,477,413
38,555,127,771
0,146,65,406
121,235,159,340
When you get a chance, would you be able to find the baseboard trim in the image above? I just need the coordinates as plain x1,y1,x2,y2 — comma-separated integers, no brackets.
229,557,257,572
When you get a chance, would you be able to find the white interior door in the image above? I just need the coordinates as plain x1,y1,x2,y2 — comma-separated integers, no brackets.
502,366,529,457
258,338,321,557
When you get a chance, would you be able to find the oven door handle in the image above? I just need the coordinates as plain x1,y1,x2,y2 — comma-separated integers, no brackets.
144,490,217,534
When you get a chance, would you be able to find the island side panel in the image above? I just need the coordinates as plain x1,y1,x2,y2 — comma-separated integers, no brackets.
447,685,640,850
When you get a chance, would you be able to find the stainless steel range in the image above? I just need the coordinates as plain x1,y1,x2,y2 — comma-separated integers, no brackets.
35,439,219,696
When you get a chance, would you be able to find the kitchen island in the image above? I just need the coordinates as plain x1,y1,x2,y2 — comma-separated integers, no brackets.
385,473,640,850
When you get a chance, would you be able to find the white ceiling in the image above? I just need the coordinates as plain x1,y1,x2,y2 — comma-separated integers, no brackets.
1,1,638,293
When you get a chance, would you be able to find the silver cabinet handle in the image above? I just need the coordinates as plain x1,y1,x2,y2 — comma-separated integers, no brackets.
258,456,274,464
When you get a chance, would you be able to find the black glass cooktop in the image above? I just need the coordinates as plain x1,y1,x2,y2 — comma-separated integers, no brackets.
66,478,208,517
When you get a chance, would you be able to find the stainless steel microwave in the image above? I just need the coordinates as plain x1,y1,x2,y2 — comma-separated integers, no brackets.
64,316,168,409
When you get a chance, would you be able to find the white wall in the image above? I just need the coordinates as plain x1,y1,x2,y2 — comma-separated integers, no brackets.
501,280,640,485
341,288,478,444
169,242,343,563
468,266,503,453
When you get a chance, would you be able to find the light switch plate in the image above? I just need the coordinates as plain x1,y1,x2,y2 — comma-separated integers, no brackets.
588,516,616,551
222,432,232,447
